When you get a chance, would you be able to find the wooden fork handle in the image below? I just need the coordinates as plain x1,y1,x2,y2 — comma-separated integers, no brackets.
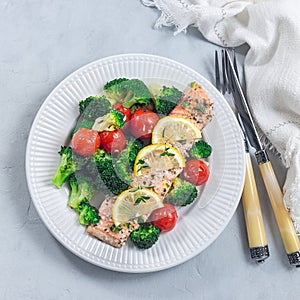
259,160,300,265
242,153,269,262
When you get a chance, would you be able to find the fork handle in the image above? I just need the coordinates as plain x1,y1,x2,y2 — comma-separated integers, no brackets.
242,153,269,262
258,160,300,266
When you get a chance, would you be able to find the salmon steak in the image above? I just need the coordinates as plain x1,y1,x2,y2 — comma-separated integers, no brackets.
87,196,139,248
170,82,214,131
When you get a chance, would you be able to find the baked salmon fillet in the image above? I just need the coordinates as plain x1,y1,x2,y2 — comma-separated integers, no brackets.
170,82,214,131
131,167,183,199
86,196,139,248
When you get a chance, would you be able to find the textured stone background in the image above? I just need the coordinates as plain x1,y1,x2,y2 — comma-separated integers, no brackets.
1,1,299,299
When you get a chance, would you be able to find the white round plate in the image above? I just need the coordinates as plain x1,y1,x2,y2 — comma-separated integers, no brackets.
26,53,245,273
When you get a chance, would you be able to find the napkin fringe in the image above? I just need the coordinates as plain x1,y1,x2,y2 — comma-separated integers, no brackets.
258,131,280,157
284,176,300,235
282,136,300,234
142,0,194,34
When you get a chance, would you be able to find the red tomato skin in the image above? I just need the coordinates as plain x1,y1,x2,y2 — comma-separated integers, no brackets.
72,128,101,156
182,159,210,186
113,103,131,130
130,109,159,139
99,129,126,154
151,204,178,232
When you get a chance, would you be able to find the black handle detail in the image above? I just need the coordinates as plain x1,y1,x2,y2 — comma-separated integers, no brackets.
250,245,270,263
287,251,300,267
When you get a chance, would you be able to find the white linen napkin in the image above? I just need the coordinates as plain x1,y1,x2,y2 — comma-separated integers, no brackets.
142,0,300,233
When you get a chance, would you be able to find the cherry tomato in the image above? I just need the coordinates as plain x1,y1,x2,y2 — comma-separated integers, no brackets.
72,128,101,156
130,109,159,139
151,204,178,232
99,129,126,154
182,159,210,186
113,103,131,130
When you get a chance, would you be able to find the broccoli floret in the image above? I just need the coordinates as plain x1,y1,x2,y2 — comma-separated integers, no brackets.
92,109,125,132
151,85,182,115
103,78,129,104
125,138,144,169
52,146,93,188
83,161,106,192
121,79,152,108
68,173,95,209
189,140,212,159
52,146,76,188
80,95,111,122
92,149,129,195
165,177,198,207
104,78,152,108
72,152,97,171
113,138,143,184
76,202,100,226
130,223,161,249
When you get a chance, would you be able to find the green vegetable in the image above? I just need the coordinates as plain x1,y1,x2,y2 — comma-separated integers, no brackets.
130,223,160,249
92,109,125,132
92,149,129,195
104,78,152,108
68,173,95,209
151,85,182,115
71,95,111,137
121,79,152,108
52,146,76,188
114,138,143,184
189,140,212,159
134,195,150,206
79,95,111,120
76,202,100,226
124,138,144,169
103,78,129,104
110,224,122,232
160,145,175,157
165,177,198,207
52,146,98,189
72,152,94,168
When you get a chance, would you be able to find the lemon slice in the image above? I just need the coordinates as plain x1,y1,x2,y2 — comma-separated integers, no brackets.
112,188,164,225
133,144,185,176
152,116,202,145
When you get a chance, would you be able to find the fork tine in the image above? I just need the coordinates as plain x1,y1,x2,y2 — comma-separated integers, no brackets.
221,50,227,94
224,50,233,93
215,50,221,92
224,50,232,94
233,48,239,80
225,49,238,94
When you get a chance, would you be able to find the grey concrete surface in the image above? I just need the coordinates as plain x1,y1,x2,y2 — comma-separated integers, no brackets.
1,1,299,299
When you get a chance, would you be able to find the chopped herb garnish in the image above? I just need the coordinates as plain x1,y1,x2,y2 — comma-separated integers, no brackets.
137,165,150,172
195,104,205,113
143,185,155,189
130,186,140,193
137,159,150,172
134,195,151,206
110,224,122,232
182,100,189,108
160,146,175,157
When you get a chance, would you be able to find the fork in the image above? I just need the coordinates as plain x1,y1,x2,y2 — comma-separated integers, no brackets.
215,49,270,263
